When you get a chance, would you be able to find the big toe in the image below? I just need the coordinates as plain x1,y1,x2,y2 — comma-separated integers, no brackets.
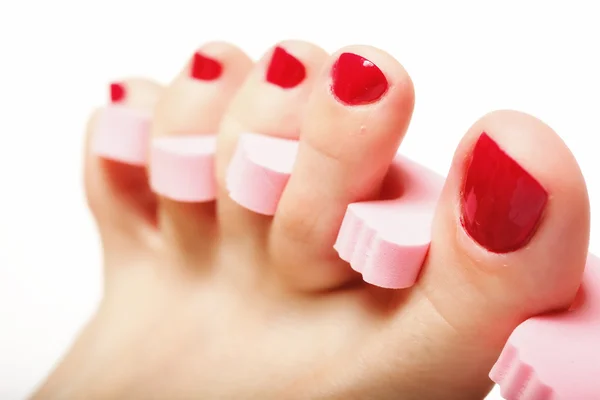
416,110,590,395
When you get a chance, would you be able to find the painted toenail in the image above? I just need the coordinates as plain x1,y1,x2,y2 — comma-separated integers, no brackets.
461,133,548,253
265,46,306,89
190,52,223,81
330,52,388,105
110,82,125,103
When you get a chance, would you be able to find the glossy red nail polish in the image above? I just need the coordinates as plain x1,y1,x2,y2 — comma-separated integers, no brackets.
461,133,548,253
190,52,223,80
266,46,306,88
331,52,388,105
110,82,125,103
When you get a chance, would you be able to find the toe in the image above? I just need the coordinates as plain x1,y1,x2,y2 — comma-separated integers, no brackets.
414,110,589,393
270,46,415,290
85,78,162,248
217,41,328,241
149,42,252,254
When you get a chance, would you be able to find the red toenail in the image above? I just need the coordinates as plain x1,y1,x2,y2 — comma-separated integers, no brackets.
330,52,388,105
461,133,548,253
190,52,223,80
266,46,306,89
110,82,125,103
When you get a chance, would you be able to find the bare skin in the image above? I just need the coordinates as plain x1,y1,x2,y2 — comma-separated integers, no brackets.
32,41,589,399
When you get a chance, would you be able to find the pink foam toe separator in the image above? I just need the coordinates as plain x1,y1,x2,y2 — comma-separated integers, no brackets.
226,133,298,215
334,157,444,289
150,135,217,202
92,105,151,165
490,253,600,399
227,132,444,289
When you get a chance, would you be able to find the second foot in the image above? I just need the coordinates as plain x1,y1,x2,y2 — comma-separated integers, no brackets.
34,42,590,400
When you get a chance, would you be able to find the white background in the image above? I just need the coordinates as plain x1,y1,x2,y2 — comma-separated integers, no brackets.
0,1,599,399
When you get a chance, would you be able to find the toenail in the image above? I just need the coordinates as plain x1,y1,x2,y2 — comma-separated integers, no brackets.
265,46,306,89
110,82,125,103
330,52,388,105
460,133,548,253
190,52,223,81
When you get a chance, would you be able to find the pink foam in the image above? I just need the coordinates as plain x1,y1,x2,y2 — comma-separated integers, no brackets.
490,253,600,399
226,133,298,215
150,135,217,202
92,105,151,165
334,158,443,288
226,132,444,289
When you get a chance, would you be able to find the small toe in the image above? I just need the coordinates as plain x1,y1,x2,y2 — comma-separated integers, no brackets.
85,78,162,247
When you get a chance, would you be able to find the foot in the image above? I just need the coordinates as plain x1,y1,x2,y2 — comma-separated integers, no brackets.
33,41,590,399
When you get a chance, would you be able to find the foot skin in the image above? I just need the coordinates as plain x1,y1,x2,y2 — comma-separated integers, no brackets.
33,42,590,399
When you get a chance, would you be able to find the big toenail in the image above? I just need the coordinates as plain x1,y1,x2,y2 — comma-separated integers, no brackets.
190,52,223,81
265,46,306,89
461,133,548,253
330,52,388,105
110,82,125,103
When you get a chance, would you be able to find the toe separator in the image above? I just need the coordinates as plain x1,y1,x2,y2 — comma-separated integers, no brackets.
335,156,443,289
150,135,217,202
490,253,600,399
226,132,298,216
92,105,151,166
